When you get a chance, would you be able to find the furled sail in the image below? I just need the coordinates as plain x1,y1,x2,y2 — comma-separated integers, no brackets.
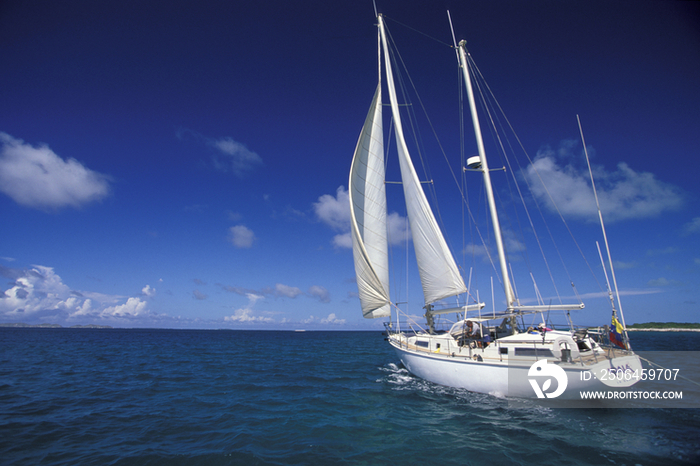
349,84,391,318
378,16,467,304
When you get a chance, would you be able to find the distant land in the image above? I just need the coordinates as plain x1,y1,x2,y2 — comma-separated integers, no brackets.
0,323,113,329
626,322,700,332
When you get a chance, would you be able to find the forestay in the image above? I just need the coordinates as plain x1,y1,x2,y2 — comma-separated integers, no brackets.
377,16,467,305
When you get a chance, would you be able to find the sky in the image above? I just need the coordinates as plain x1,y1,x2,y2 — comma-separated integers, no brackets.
1,0,699,330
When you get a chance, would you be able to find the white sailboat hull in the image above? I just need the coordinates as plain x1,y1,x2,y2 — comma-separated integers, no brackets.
389,337,643,399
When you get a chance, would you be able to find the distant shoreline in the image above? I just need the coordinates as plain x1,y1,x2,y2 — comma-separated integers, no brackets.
0,323,113,329
626,328,700,332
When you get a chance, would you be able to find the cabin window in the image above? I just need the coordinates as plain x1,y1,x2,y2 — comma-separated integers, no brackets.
416,340,429,348
514,348,554,357
576,341,591,352
499,347,508,355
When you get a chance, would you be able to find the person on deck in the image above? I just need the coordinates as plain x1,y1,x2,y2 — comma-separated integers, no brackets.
466,320,482,347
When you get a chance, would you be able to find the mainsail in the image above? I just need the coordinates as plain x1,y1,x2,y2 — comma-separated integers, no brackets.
349,84,391,318
377,16,467,305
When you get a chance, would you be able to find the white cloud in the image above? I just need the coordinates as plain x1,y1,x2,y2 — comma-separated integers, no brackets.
314,186,350,231
611,260,636,270
332,232,352,248
273,283,302,298
141,285,156,297
320,313,346,324
176,129,262,177
308,285,330,303
193,290,208,300
386,212,410,245
646,247,677,256
463,242,491,260
503,230,526,254
222,282,316,302
647,277,683,287
224,293,273,322
0,265,159,323
523,141,682,222
210,137,263,177
315,186,409,248
0,265,72,317
0,132,111,210
100,297,150,318
683,217,700,235
228,225,255,248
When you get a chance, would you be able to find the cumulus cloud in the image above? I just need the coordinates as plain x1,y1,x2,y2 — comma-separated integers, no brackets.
273,283,303,299
314,186,409,248
0,265,159,323
0,132,111,210
224,293,273,323
228,225,255,248
210,137,263,176
386,212,411,245
332,231,352,248
320,313,346,324
301,313,346,325
314,186,350,230
141,285,156,297
683,217,700,236
647,277,683,287
221,282,322,302
523,141,683,222
177,129,262,177
193,290,208,300
308,285,330,303
99,297,150,318
463,228,525,264
0,265,72,317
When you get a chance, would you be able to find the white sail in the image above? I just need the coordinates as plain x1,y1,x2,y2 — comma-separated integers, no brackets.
378,16,467,305
349,84,391,318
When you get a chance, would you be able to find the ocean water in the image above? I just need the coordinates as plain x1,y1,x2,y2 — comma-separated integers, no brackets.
1,328,698,465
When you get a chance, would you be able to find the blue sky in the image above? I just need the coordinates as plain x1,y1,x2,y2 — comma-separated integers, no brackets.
1,0,698,329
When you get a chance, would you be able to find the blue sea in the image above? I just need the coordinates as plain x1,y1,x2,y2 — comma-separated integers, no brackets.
1,328,698,465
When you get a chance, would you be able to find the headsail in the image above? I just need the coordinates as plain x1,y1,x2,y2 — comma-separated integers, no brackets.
378,16,467,305
349,84,391,318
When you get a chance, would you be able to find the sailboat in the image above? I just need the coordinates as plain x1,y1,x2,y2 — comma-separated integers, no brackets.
349,14,642,399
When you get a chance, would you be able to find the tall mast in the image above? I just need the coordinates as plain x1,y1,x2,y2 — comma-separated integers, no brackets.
457,41,515,308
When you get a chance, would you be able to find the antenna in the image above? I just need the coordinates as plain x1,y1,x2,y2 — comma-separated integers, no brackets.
578,115,631,349
447,10,458,48
373,0,378,18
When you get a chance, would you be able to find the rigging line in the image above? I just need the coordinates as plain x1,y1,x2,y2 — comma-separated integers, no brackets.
383,15,454,49
468,59,551,300
579,116,630,348
384,26,433,191
451,66,501,284
468,54,566,303
466,55,604,294
384,21,468,269
637,355,700,388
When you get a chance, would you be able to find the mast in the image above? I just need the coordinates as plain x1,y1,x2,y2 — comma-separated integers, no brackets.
457,41,516,308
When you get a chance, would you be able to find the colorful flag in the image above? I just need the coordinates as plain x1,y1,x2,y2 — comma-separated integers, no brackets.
609,316,627,349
